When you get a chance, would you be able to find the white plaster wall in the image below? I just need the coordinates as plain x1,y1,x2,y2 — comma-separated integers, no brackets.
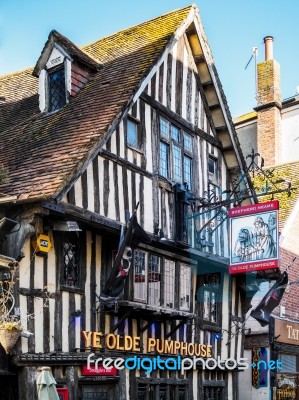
282,104,299,163
238,349,270,400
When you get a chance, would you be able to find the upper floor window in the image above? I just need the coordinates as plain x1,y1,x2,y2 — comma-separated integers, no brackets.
62,232,80,287
52,230,82,290
48,67,67,113
208,156,217,176
133,250,191,311
159,117,193,188
127,118,141,150
197,273,222,324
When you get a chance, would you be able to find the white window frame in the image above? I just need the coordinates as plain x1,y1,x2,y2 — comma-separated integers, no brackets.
126,117,141,150
39,44,71,113
133,251,191,311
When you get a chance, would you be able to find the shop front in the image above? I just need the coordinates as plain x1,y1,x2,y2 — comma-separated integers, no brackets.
271,318,299,400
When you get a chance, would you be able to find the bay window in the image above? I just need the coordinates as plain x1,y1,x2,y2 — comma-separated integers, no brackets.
133,250,191,311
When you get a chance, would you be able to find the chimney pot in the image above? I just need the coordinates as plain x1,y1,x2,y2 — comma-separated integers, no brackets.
264,36,274,61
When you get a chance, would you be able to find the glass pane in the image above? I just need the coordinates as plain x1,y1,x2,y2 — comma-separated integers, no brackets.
164,259,175,308
159,385,167,400
171,124,180,142
148,255,161,306
160,118,169,138
48,69,66,112
279,354,297,372
184,156,192,189
203,387,223,400
127,119,138,148
173,144,182,182
180,264,191,310
137,384,147,400
183,133,192,152
134,251,146,301
160,142,169,178
208,157,216,175
203,290,210,320
178,387,187,400
211,291,217,323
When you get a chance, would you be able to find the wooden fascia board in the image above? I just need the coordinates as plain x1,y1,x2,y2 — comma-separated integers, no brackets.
191,13,246,177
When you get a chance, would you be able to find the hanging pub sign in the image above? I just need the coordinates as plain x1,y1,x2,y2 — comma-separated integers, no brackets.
229,200,279,274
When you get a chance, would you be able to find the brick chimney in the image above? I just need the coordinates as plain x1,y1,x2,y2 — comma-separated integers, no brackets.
256,36,282,166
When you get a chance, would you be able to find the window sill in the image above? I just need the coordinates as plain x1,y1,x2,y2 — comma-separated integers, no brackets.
117,300,195,319
127,144,144,155
60,285,84,294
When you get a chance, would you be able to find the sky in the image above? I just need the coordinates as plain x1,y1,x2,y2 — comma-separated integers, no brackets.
1,0,299,118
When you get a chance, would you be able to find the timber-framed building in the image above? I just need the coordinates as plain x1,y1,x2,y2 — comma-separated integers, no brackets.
0,5,248,399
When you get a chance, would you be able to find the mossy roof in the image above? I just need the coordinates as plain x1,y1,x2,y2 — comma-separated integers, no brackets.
254,160,299,229
0,5,193,202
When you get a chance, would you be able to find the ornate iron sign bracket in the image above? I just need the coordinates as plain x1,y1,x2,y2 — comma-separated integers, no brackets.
181,149,294,250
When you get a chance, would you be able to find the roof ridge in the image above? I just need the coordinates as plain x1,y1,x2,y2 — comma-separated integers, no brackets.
82,4,194,51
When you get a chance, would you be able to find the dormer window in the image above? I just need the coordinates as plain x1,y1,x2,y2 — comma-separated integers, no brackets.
33,30,101,114
48,67,67,112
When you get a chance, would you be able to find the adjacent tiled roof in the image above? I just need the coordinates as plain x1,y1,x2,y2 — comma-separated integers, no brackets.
233,111,257,125
0,5,193,202
0,68,39,136
273,161,299,228
254,161,299,229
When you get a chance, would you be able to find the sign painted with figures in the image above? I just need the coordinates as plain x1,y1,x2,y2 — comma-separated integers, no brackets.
229,200,279,274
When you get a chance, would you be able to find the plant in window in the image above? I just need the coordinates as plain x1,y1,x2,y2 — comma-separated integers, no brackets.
0,266,23,353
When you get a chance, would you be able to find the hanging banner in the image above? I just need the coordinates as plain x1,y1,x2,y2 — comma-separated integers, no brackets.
229,200,279,274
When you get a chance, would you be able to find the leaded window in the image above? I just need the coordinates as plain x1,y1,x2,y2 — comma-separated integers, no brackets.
48,68,66,112
180,263,191,310
197,273,222,324
164,259,175,309
159,117,193,188
62,232,80,287
133,251,191,311
137,383,187,400
203,386,224,400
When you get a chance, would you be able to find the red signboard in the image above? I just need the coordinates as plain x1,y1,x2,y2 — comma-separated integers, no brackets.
82,365,118,376
229,200,279,274
57,388,69,400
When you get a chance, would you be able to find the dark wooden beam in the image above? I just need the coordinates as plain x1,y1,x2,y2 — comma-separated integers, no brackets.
140,93,222,148
140,317,160,333
100,149,153,179
202,81,213,88
222,145,234,152
165,319,186,339
194,55,205,64
208,103,221,111
110,311,131,333
42,201,122,233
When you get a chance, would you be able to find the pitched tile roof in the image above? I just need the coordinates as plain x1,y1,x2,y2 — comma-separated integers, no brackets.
273,161,299,228
0,5,194,202
254,161,299,229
